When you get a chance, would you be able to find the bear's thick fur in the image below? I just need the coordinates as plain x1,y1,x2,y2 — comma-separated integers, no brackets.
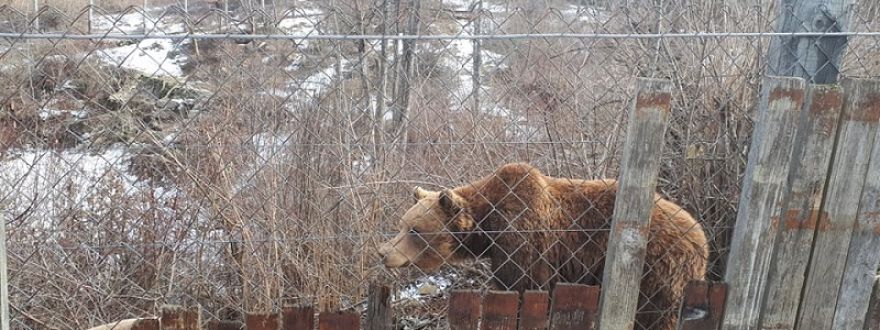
379,162,708,329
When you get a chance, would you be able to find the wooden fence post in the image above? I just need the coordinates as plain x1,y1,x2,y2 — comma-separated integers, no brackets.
519,291,550,330
366,284,391,330
448,290,481,330
798,78,880,329
246,313,280,330
317,310,359,330
481,291,518,330
721,76,806,330
550,283,600,330
282,305,315,330
767,0,855,84
758,84,844,328
596,77,673,330
831,80,880,329
678,281,728,330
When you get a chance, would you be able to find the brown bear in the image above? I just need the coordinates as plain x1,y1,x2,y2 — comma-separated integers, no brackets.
378,162,708,330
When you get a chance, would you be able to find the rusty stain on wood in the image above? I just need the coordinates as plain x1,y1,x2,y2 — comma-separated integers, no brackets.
773,209,830,231
809,89,845,136
636,93,672,113
769,86,805,105
843,92,880,122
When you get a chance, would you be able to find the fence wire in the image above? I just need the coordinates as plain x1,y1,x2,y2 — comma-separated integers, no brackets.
1,0,879,329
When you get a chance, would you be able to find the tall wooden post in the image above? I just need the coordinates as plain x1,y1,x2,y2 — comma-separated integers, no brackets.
722,76,806,329
596,77,672,329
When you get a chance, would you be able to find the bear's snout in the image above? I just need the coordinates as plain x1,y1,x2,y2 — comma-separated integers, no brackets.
378,239,411,268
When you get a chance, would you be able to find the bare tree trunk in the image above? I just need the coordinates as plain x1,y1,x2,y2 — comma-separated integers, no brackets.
392,0,420,141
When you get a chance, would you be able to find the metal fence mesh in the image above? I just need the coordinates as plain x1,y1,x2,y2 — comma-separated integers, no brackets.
1,0,879,329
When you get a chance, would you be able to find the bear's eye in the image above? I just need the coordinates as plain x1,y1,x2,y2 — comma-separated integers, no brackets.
409,229,419,235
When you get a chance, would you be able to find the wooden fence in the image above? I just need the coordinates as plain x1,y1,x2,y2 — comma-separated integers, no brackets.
82,73,880,330
91,281,731,330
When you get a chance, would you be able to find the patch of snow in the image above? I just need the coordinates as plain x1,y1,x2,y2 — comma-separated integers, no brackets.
394,274,454,301
440,18,506,108
563,4,610,22
98,38,188,77
276,6,324,47
37,108,87,120
0,147,141,230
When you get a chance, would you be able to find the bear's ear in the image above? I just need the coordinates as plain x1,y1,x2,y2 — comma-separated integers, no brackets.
413,186,433,201
438,189,466,216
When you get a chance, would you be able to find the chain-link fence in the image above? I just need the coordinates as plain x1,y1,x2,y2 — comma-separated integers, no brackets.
1,0,879,329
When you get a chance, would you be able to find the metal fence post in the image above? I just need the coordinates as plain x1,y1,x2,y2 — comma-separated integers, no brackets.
32,0,39,31
88,0,93,34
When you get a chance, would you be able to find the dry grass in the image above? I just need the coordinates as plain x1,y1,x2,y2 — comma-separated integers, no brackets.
2,0,880,328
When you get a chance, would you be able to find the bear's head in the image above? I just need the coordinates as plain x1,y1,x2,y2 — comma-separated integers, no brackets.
378,186,477,272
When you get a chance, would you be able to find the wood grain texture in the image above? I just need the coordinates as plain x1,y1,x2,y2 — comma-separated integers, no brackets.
832,86,880,329
317,311,359,330
481,291,519,330
550,283,600,330
204,320,243,330
282,305,315,330
767,0,855,84
758,84,844,329
520,290,550,330
799,78,880,330
160,305,200,330
678,281,728,330
865,276,880,330
597,77,672,330
246,313,280,330
366,284,391,330
448,290,481,330
722,76,806,330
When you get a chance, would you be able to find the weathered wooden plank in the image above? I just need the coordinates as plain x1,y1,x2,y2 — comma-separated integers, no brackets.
799,78,880,329
708,282,728,329
317,311,359,330
678,281,729,330
758,84,844,329
597,77,673,330
678,281,710,330
549,283,600,330
282,305,315,330
481,291,518,330
832,86,880,330
722,76,806,330
767,0,855,84
519,290,550,330
204,320,243,330
160,305,200,330
866,276,880,330
448,290,481,330
247,313,281,330
366,284,391,330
